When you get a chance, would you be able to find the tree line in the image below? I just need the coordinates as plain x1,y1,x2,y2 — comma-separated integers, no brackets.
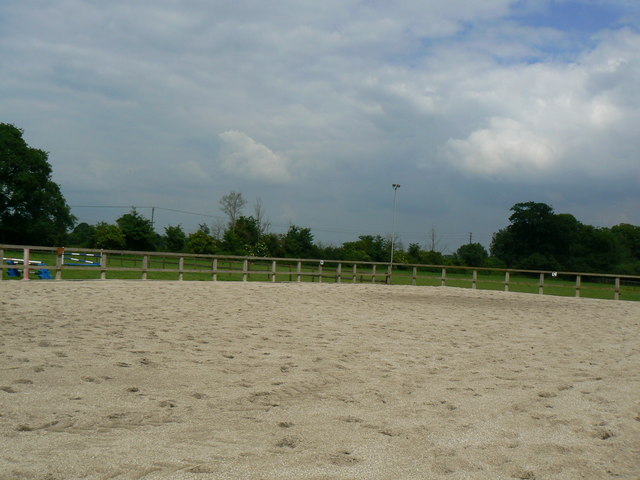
2,123,639,274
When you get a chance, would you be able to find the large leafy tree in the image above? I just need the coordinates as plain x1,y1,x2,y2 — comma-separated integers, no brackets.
163,224,186,252
491,202,566,269
116,208,156,251
507,202,556,257
340,235,389,262
282,225,317,258
0,123,75,245
222,215,261,254
456,242,488,267
186,226,218,254
491,201,624,273
568,225,618,272
611,223,640,267
93,222,126,250
67,222,97,248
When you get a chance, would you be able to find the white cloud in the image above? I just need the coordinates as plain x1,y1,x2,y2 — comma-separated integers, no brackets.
218,130,293,183
444,117,557,177
440,28,640,181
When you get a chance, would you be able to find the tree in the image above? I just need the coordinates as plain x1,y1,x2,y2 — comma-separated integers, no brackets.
507,201,556,258
341,235,389,262
222,215,261,254
163,225,186,252
67,222,96,248
93,222,126,250
0,123,75,245
282,225,317,258
489,228,516,266
407,243,422,263
421,250,445,265
611,224,640,264
490,201,627,272
491,202,561,269
568,225,618,273
261,232,284,257
116,208,156,251
253,197,270,235
197,223,211,235
186,229,217,254
456,242,488,267
219,191,246,231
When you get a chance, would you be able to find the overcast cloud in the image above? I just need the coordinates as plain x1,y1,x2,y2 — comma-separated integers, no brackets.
1,0,639,252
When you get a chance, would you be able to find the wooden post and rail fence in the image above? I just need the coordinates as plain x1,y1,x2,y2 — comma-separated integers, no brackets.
1,244,639,301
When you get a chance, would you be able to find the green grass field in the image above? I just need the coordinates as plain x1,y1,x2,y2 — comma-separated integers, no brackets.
2,249,639,301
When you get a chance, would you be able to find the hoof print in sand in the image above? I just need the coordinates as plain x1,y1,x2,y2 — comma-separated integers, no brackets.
14,379,33,385
329,450,361,466
275,436,301,449
537,391,556,398
340,416,364,424
594,427,614,440
188,465,216,474
510,467,536,479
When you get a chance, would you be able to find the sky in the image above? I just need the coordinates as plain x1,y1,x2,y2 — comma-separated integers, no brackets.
1,0,639,253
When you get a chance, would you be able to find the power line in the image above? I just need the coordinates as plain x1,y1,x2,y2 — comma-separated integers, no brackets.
71,204,227,222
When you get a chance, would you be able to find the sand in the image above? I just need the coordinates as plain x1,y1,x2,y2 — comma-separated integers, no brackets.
0,280,639,479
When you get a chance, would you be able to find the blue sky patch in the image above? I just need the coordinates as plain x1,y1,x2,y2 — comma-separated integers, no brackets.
513,1,629,34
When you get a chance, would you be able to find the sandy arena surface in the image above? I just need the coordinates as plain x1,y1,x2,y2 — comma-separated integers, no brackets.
0,281,639,479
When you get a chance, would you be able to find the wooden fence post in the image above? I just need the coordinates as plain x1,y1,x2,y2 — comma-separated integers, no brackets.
575,275,581,298
212,258,217,281
179,257,184,281
243,259,248,281
538,273,544,295
336,263,342,283
22,248,30,281
472,270,478,289
55,247,63,280
440,268,446,286
412,266,417,286
142,255,149,280
271,260,277,282
100,253,107,280
296,262,302,282
371,264,376,283
614,277,620,300
504,271,510,292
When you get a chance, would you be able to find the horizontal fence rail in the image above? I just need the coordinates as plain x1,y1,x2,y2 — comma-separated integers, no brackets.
2,244,640,301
